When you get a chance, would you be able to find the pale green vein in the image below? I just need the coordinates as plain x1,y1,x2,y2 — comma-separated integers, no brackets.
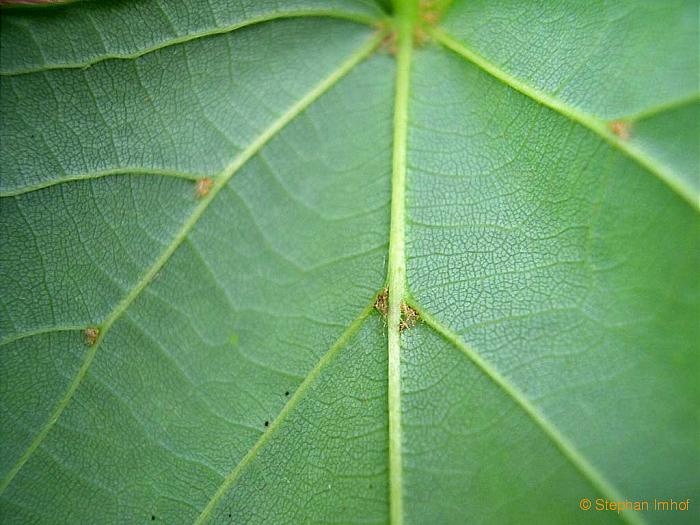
0,325,86,347
1,10,383,77
193,298,378,525
0,168,204,198
386,2,417,524
623,93,698,123
0,33,382,496
428,26,699,211
412,303,645,525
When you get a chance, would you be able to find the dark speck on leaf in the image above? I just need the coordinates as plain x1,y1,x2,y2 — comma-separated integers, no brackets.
264,421,269,427
151,516,155,521
285,391,289,396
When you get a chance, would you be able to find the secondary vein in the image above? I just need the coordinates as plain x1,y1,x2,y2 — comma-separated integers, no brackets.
412,303,645,525
1,11,382,77
429,26,699,211
0,33,382,497
0,168,204,198
193,298,378,525
0,325,88,347
387,2,417,524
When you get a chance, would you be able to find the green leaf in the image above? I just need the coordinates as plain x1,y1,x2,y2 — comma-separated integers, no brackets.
1,1,697,523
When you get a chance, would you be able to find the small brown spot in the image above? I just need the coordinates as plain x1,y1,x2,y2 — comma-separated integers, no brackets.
413,26,430,46
421,11,439,25
381,30,398,55
84,327,99,346
608,120,631,140
374,288,389,318
419,0,443,27
195,177,213,198
372,20,398,56
399,303,420,332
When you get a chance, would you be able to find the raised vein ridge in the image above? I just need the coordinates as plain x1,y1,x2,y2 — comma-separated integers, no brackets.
0,33,382,496
412,303,644,525
429,26,699,211
386,2,417,524
0,168,204,198
0,10,381,77
193,297,378,525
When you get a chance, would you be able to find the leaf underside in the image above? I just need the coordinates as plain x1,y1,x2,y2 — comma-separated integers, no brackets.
0,1,698,524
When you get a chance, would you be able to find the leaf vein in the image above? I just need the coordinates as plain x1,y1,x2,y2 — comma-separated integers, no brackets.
429,26,699,210
411,302,645,525
192,296,379,525
1,11,381,77
0,33,381,496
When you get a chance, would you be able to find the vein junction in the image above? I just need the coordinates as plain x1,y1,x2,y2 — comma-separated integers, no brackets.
386,2,418,524
0,32,383,498
2,2,690,522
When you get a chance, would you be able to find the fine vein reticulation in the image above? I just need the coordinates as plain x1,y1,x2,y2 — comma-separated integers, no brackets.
1,1,696,523
427,26,699,211
0,31,382,497
0,10,381,77
383,5,641,524
408,303,643,525
194,298,378,525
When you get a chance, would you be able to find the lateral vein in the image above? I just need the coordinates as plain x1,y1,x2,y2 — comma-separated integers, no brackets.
193,298,378,525
429,26,699,211
0,33,382,496
413,303,645,525
0,325,87,347
0,168,203,198
1,11,382,77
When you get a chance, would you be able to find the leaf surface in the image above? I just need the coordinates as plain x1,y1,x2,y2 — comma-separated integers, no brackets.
1,1,698,524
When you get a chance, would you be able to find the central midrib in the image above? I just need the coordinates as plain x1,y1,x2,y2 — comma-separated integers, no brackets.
382,4,645,525
386,2,417,524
